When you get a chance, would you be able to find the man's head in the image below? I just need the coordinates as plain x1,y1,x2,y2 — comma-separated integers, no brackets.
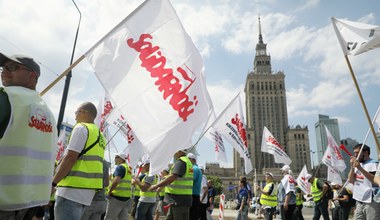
305,174,313,183
280,165,291,175
75,102,97,123
0,53,40,90
142,159,150,172
353,143,370,162
187,153,197,164
114,153,127,165
331,182,341,190
174,148,189,159
265,172,274,182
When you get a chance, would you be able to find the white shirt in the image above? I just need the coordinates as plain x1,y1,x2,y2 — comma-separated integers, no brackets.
56,124,96,206
200,175,208,204
353,159,378,203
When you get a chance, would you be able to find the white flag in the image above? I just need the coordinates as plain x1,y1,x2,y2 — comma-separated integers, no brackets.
375,105,380,132
327,166,343,185
261,126,292,165
218,193,225,220
95,92,114,132
296,165,311,195
321,127,346,172
85,0,213,175
204,111,228,163
331,17,380,56
211,93,252,174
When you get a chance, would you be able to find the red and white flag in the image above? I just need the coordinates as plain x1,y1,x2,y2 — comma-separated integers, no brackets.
331,17,380,56
56,130,67,161
218,193,225,220
322,126,346,172
95,92,114,132
204,111,228,163
85,0,213,174
296,165,311,195
261,126,292,165
211,93,252,174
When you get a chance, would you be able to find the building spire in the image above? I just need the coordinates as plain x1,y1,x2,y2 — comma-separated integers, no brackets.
258,15,263,44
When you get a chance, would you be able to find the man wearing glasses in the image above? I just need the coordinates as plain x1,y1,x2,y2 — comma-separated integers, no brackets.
0,53,57,219
53,102,106,220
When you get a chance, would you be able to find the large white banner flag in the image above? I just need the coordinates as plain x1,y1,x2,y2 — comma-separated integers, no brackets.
322,127,346,172
328,166,343,185
296,165,311,195
211,94,252,174
85,0,213,174
204,111,228,163
331,17,380,56
261,126,292,165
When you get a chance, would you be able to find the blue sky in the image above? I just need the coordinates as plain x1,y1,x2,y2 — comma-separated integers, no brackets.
1,0,380,169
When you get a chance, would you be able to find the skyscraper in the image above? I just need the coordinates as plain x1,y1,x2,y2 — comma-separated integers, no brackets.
314,114,341,163
235,17,289,176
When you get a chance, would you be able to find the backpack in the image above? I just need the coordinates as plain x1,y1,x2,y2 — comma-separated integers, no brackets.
324,181,334,200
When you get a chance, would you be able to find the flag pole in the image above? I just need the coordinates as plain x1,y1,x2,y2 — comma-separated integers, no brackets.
40,55,85,96
344,55,380,153
190,92,241,150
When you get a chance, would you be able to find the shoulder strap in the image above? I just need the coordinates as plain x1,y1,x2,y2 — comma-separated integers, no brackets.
78,129,101,159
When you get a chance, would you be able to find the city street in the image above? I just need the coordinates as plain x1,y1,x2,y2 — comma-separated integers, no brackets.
211,207,355,220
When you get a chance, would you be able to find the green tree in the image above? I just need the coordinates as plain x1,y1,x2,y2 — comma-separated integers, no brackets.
208,175,223,195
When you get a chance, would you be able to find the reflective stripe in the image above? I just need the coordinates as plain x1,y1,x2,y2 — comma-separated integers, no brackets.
167,185,193,189
67,171,103,179
78,155,103,161
0,175,51,185
115,187,132,191
0,146,52,160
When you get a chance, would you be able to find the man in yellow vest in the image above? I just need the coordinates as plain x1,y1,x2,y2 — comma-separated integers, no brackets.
53,102,105,220
149,149,193,220
0,53,57,219
257,172,277,220
104,152,132,220
305,174,330,220
132,159,157,220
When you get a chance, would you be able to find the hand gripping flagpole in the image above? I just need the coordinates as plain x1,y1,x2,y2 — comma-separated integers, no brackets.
344,55,380,153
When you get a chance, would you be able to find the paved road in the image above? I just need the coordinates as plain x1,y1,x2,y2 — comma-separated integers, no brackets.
211,207,355,220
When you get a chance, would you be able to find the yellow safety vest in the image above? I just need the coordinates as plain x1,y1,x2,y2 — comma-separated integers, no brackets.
311,178,323,202
260,182,277,207
140,175,157,198
111,164,132,198
165,156,193,195
58,123,105,189
296,186,303,205
0,87,57,211
133,185,141,197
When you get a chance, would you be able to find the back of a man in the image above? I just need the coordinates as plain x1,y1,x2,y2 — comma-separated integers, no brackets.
53,102,106,220
0,53,57,219
188,153,202,220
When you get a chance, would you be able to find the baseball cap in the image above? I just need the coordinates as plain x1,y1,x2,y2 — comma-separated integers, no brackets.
0,53,40,77
305,174,312,181
142,159,150,166
115,153,127,160
199,165,204,170
280,165,290,172
266,172,274,178
187,153,197,160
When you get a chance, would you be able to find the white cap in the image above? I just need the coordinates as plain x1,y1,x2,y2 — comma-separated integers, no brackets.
199,165,204,170
305,174,312,181
266,172,274,178
115,153,127,160
142,159,150,166
280,165,290,172
187,153,197,160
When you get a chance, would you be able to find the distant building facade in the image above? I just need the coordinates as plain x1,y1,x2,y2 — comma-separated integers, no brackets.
287,125,311,172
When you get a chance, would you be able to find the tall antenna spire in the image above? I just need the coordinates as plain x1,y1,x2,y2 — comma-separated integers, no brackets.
258,14,263,44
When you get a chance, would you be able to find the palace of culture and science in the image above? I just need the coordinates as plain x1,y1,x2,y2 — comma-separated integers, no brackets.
205,18,312,193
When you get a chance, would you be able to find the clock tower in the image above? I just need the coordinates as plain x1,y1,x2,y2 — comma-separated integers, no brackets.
254,16,271,75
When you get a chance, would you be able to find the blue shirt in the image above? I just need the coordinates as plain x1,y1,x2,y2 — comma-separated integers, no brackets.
237,187,249,205
192,164,202,196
